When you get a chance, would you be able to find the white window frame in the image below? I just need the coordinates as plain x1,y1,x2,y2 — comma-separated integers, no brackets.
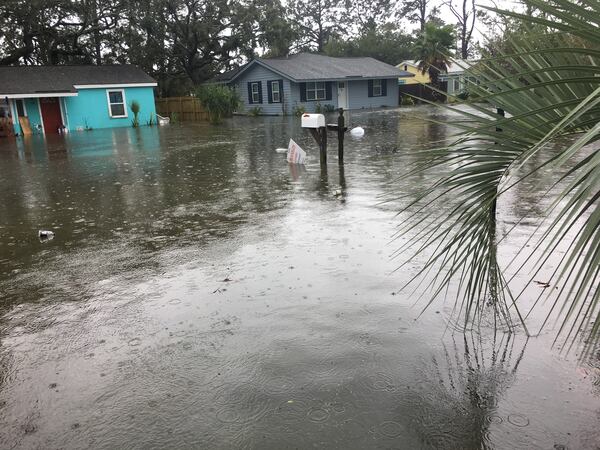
306,82,326,101
251,82,260,103
454,78,461,92
372,79,383,97
271,81,281,103
106,89,127,118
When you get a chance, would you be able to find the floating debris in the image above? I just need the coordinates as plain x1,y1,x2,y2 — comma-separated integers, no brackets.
38,230,55,242
534,280,551,288
350,126,365,137
275,147,287,153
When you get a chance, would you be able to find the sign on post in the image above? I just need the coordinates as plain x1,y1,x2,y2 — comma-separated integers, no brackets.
287,138,307,164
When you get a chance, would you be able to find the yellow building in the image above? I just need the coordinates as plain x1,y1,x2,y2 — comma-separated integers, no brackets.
396,60,431,85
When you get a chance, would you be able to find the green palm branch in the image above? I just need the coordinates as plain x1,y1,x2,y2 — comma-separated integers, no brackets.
395,0,600,355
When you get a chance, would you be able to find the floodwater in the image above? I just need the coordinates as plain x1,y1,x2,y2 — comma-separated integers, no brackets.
0,108,598,449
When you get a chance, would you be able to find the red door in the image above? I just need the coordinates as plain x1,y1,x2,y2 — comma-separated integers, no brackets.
40,98,63,134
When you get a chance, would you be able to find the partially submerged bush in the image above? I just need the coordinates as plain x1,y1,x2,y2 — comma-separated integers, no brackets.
130,100,141,127
401,95,415,106
248,106,262,116
196,84,241,123
293,105,306,117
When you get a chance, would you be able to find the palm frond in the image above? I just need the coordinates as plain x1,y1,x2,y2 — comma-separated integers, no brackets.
393,0,600,355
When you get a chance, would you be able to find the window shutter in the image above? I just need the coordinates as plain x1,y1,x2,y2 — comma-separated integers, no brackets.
325,82,332,101
257,81,263,104
267,80,273,103
279,80,284,102
300,82,307,102
368,80,374,97
247,82,254,104
382,79,388,96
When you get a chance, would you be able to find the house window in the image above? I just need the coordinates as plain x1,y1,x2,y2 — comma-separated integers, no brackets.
454,79,460,92
271,81,281,103
306,82,326,101
251,82,260,103
107,89,127,118
372,79,383,96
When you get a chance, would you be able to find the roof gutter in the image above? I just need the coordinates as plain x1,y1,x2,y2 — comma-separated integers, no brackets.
0,92,78,99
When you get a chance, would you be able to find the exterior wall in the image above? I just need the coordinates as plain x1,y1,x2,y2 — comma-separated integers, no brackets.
231,63,398,114
397,63,430,85
347,79,398,109
233,64,292,115
288,82,338,114
64,86,156,131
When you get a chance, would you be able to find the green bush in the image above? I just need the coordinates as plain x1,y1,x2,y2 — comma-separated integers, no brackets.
196,84,241,123
314,102,323,113
456,91,469,100
130,100,141,127
293,105,306,117
248,106,263,116
323,104,335,113
401,95,415,106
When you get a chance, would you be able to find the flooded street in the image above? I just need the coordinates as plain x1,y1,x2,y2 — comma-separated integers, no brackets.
0,107,598,449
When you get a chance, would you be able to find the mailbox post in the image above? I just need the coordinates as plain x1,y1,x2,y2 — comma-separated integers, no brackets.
301,113,327,166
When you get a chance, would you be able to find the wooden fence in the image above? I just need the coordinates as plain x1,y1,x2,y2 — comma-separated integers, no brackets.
155,97,209,122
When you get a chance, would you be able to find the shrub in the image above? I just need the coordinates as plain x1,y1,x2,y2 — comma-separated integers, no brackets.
323,104,335,113
401,95,415,106
130,100,141,127
248,106,262,116
196,84,241,123
293,105,306,117
315,102,323,113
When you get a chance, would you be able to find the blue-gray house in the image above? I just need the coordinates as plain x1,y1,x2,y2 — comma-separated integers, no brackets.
216,53,413,115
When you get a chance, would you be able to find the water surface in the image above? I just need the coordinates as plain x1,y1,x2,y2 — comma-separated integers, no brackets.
0,108,598,449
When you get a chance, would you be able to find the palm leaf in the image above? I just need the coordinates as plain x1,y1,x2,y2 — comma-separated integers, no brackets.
393,0,600,356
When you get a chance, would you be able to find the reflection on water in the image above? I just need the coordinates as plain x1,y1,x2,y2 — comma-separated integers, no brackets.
0,108,598,449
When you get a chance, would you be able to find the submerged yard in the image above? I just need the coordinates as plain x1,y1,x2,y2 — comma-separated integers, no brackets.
0,107,598,449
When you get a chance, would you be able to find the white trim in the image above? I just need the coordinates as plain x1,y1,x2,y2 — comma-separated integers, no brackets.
59,98,67,129
74,83,157,89
372,79,383,97
271,81,281,103
61,98,69,130
250,82,260,103
37,99,45,135
106,89,128,118
7,99,17,126
0,92,78,99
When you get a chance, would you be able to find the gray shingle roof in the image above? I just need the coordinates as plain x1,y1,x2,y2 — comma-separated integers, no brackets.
227,53,413,83
0,65,156,96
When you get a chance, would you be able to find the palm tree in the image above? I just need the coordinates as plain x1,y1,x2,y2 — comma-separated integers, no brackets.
412,22,455,96
396,0,600,355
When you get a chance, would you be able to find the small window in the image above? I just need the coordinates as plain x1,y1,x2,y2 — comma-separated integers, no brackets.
338,82,345,89
107,90,127,118
271,81,281,103
372,79,383,97
251,82,260,103
15,99,26,117
454,79,460,91
404,65,408,71
306,82,326,101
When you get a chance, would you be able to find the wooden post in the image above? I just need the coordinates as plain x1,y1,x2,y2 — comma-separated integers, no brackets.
319,126,327,166
337,108,345,163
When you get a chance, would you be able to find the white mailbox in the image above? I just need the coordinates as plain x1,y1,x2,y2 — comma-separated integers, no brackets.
301,113,326,128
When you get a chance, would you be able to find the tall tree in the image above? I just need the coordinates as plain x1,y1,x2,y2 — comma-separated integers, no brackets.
399,0,440,32
412,22,455,93
288,0,348,52
445,0,476,59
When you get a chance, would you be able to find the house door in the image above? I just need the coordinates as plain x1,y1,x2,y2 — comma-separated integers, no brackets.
40,98,63,134
337,82,348,110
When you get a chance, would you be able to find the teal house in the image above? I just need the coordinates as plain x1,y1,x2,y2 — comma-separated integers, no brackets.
0,65,157,136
